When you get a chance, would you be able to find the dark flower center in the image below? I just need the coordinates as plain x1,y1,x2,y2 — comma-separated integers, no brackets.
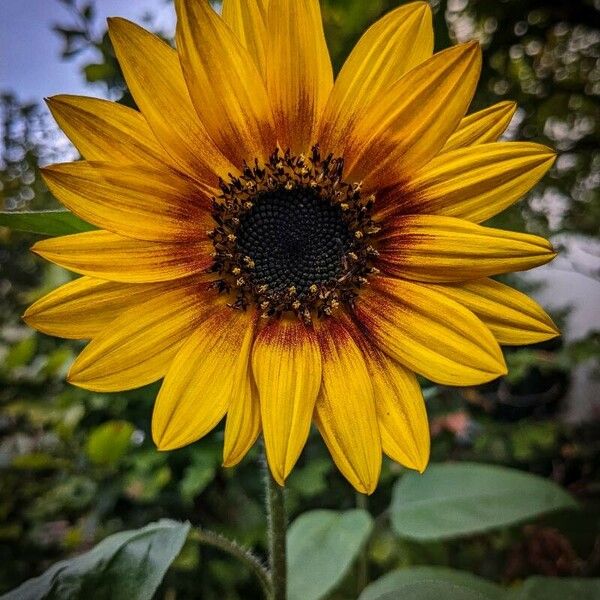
209,147,380,322
236,187,353,296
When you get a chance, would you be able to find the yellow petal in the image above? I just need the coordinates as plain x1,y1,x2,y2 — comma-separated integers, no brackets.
222,0,268,75
320,2,433,152
46,95,172,167
175,0,276,166
428,278,559,345
68,281,216,391
356,336,430,472
108,17,232,182
152,306,256,451
315,318,381,495
378,215,556,282
442,101,517,153
32,230,212,284
222,375,261,468
355,277,507,386
342,42,482,187
252,318,322,485
380,142,556,223
265,0,333,152
42,162,212,242
23,276,170,340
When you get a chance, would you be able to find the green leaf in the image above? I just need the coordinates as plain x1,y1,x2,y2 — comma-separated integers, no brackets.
84,63,115,83
85,421,135,467
360,581,493,600
1,519,190,600
0,210,95,236
359,567,505,600
508,577,600,600
287,509,373,600
391,462,577,541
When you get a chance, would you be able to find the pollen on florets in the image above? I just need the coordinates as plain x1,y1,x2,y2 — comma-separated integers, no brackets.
209,146,380,323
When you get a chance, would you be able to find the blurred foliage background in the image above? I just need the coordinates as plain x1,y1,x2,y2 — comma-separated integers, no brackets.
1,0,599,598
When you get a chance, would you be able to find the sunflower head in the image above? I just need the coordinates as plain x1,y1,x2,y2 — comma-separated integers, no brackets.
25,0,558,494
211,146,379,321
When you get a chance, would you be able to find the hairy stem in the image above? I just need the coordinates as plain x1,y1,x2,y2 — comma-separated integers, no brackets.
192,528,271,598
356,492,369,594
265,460,287,600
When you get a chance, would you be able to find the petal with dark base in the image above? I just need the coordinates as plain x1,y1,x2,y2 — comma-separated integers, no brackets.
377,215,556,282
315,318,381,495
355,278,507,386
33,231,213,283
253,318,322,484
68,281,217,392
376,142,555,223
428,279,559,345
153,306,256,451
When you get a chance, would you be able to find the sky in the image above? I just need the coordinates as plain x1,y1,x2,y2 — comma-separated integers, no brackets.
0,0,176,103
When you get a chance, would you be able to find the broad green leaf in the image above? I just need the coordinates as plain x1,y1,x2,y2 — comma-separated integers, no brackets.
287,509,373,600
508,577,600,600
0,210,95,236
360,581,494,600
1,519,190,600
391,462,577,541
359,567,504,600
85,421,135,467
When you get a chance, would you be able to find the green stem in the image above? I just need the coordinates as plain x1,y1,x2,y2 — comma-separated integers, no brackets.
265,462,287,600
356,492,369,594
192,528,271,598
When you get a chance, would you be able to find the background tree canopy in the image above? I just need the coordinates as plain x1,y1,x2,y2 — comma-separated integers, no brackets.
1,1,599,598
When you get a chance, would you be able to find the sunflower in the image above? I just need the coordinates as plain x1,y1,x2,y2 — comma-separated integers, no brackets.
24,0,558,494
